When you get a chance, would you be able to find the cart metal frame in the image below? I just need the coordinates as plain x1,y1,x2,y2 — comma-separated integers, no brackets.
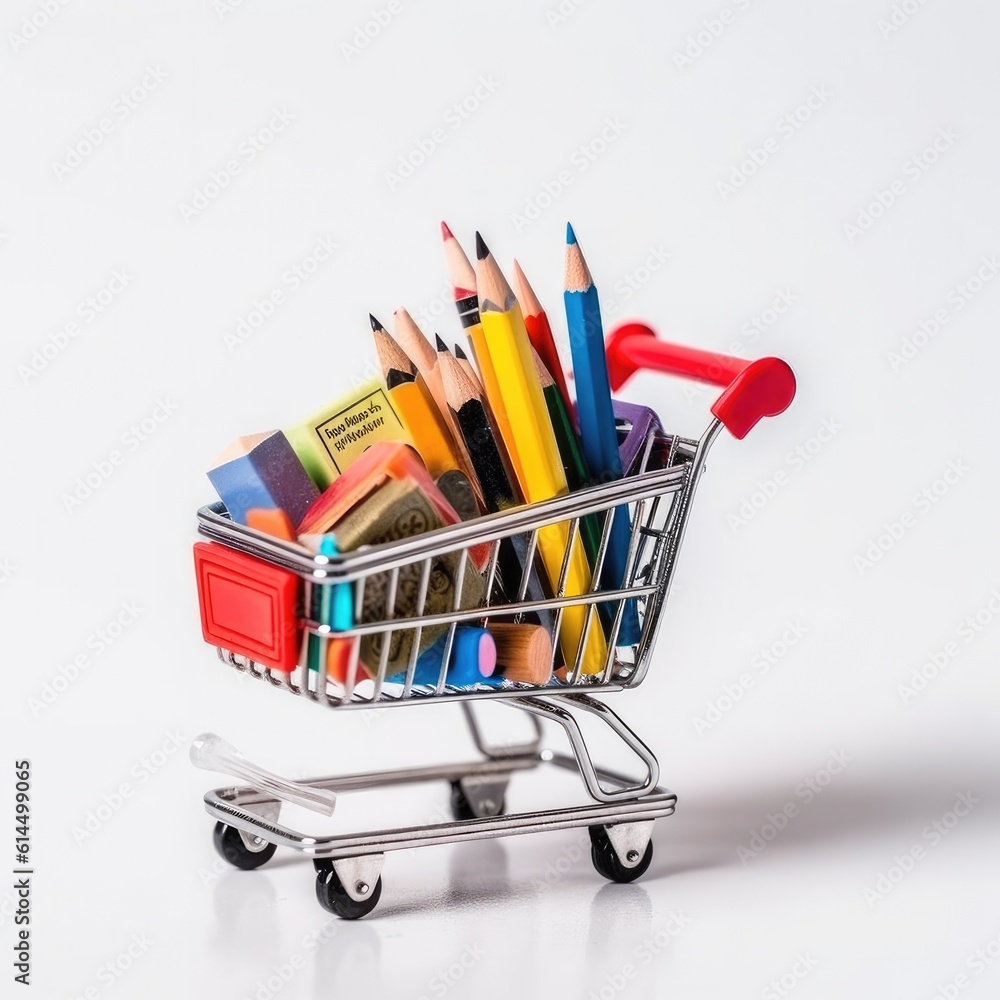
193,327,796,917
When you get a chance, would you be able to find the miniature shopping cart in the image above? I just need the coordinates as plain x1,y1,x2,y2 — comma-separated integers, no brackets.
192,324,796,918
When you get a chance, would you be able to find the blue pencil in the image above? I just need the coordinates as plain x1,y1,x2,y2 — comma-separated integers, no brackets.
563,223,640,646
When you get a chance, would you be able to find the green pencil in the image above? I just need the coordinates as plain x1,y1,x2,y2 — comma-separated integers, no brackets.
529,344,602,566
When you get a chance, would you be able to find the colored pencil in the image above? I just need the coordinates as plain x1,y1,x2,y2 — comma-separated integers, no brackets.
475,233,606,675
371,315,465,481
390,308,483,508
441,220,481,334
512,259,574,416
530,344,603,565
439,343,561,637
563,224,640,646
439,346,519,513
453,342,483,393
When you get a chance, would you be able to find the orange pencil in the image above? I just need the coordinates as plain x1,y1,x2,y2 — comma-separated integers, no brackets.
391,307,483,509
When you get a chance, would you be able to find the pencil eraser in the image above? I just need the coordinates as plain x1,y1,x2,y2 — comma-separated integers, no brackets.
193,542,301,671
246,507,298,541
208,431,319,526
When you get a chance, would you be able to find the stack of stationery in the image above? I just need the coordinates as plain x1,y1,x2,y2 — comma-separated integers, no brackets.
203,221,652,689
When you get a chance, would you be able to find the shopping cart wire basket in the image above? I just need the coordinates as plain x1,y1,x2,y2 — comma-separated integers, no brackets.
191,323,796,918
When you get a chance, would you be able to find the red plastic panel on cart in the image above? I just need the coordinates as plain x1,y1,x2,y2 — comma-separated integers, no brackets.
194,542,300,671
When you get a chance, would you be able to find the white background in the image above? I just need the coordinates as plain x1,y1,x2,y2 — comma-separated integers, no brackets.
3,1,1000,998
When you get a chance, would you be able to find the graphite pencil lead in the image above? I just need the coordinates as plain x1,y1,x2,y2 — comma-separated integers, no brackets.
475,231,489,261
434,333,449,353
475,243,518,314
369,313,386,333
371,326,416,384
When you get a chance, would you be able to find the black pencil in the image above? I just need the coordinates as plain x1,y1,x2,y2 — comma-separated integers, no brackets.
439,348,518,513
453,342,484,393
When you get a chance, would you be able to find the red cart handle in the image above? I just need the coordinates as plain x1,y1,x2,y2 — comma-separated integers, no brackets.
606,322,796,440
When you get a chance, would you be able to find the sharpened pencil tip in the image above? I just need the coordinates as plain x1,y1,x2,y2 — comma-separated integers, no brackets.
440,220,453,241
566,222,577,245
369,313,384,332
454,343,469,361
434,333,449,352
475,231,489,260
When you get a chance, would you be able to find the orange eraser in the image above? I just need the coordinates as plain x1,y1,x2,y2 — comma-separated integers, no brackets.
246,507,298,541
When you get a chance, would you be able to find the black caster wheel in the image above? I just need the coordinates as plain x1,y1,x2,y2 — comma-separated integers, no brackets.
588,824,653,883
314,861,382,919
213,822,276,870
450,779,505,820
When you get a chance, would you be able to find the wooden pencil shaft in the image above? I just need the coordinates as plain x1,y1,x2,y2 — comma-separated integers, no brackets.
516,271,573,417
475,243,606,673
563,229,640,646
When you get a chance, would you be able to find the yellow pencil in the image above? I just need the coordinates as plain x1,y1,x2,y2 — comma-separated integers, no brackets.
473,233,606,674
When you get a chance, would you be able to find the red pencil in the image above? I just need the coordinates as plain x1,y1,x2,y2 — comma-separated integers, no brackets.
512,259,574,417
